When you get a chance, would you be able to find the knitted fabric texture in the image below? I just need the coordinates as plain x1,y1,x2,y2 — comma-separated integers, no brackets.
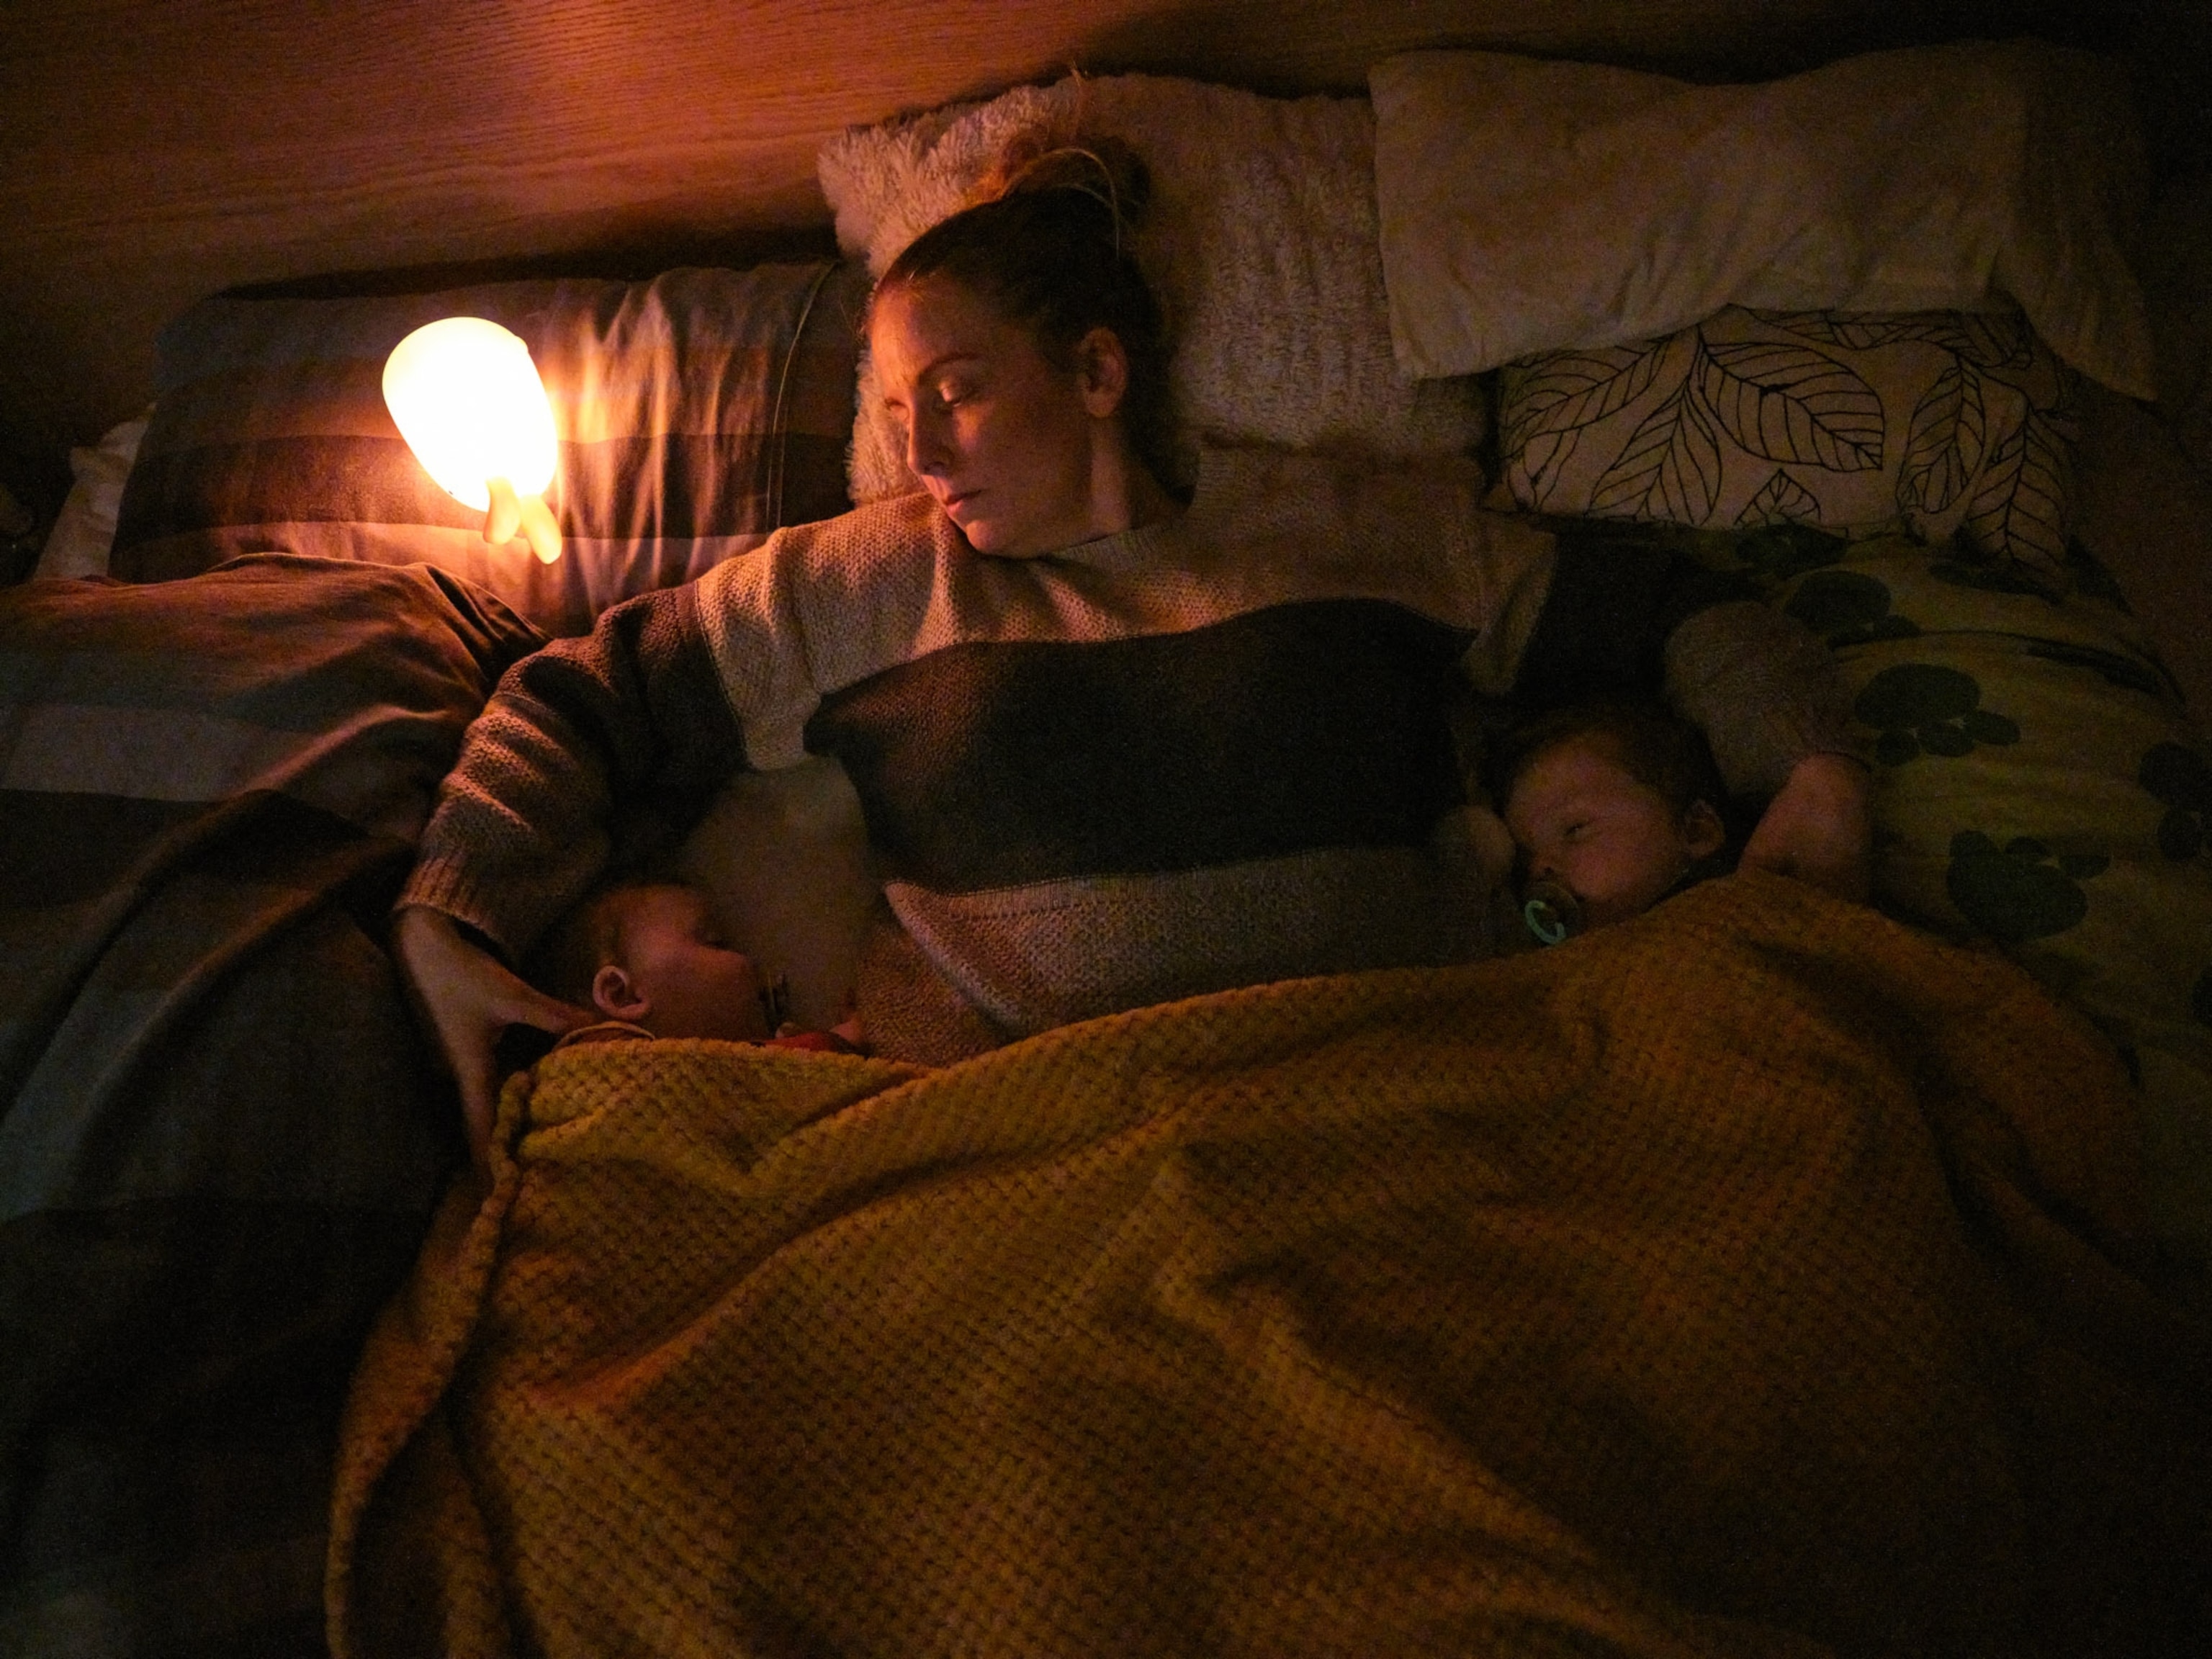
403,448,1855,1061
331,871,2209,1658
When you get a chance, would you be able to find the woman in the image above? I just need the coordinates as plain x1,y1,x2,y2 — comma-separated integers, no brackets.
398,140,1872,1160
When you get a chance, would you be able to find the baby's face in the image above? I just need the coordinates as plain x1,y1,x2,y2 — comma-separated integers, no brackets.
613,885,772,1042
1503,738,1710,932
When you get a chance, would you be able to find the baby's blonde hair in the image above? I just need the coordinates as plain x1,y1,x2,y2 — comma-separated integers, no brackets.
1492,700,1732,827
528,879,670,1008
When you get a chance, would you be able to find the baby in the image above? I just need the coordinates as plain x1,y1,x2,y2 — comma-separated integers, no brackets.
531,878,865,1052
1492,700,1738,941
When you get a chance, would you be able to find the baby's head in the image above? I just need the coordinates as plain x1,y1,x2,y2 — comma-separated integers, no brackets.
534,880,773,1041
1493,701,1733,934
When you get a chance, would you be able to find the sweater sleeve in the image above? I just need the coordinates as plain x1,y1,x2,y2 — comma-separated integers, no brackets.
1659,600,1866,796
1509,525,1865,797
399,580,747,961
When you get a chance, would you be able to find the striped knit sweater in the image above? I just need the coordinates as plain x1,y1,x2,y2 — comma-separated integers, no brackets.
402,445,1856,1061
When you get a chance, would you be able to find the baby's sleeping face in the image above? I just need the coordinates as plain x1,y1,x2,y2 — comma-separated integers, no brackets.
1503,737,1724,932
608,884,773,1042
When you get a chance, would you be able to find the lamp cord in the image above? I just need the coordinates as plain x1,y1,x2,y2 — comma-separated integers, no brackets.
766,260,840,529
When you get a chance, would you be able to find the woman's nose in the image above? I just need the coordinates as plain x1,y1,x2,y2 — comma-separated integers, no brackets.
905,409,948,478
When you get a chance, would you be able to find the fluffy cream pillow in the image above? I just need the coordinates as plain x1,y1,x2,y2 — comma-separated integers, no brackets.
1371,41,2154,400
817,73,1485,502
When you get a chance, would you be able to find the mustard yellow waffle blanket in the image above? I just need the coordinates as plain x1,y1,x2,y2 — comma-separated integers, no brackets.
330,873,2209,1658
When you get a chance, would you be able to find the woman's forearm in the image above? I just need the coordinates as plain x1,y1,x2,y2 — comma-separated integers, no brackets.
400,583,748,963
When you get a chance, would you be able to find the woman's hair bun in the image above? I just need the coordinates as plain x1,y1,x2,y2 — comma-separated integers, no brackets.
971,128,1151,239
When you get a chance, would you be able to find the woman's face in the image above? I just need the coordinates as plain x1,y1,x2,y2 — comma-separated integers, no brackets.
870,276,1125,558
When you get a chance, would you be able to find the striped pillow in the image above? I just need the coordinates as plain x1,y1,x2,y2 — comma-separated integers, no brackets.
111,264,861,635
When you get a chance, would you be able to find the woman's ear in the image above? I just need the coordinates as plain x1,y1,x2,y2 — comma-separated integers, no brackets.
1073,325,1130,418
590,961,651,1023
1683,799,1728,861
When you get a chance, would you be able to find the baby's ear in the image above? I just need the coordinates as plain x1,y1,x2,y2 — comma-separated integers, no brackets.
1683,799,1728,860
591,962,651,1023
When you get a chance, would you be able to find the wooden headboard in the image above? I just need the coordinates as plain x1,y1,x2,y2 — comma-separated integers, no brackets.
1,0,2201,469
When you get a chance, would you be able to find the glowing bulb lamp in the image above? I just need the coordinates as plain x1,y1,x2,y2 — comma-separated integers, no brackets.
382,318,562,562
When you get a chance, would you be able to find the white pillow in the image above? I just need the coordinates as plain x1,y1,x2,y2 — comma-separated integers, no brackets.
34,412,149,580
1370,41,2156,400
817,73,1485,502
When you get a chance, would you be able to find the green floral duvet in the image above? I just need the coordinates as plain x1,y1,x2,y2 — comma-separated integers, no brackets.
1706,523,2212,1260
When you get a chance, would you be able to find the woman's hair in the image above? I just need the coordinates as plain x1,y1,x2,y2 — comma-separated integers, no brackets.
871,127,1172,476
1488,699,1732,824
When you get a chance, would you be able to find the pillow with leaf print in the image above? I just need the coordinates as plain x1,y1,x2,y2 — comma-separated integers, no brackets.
1495,305,2081,584
1695,520,2212,1261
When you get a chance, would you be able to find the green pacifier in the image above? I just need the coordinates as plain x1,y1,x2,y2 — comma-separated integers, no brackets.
1522,881,1582,946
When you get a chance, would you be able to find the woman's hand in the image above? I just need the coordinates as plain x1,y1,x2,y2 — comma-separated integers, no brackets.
1741,752,1874,904
392,905,590,1168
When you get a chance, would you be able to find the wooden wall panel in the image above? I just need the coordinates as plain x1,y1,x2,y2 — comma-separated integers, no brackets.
0,0,2159,456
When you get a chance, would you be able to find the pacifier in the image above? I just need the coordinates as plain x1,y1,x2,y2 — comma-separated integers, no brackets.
1521,880,1583,946
760,970,792,1032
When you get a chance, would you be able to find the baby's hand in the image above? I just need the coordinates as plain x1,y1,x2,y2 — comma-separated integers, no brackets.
1741,752,1873,904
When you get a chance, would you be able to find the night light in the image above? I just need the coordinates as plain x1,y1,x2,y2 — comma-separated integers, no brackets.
382,318,562,563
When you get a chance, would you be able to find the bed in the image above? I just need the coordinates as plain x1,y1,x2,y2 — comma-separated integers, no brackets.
5,8,2212,1657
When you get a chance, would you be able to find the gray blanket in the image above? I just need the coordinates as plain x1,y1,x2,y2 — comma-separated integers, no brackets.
0,558,539,1655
